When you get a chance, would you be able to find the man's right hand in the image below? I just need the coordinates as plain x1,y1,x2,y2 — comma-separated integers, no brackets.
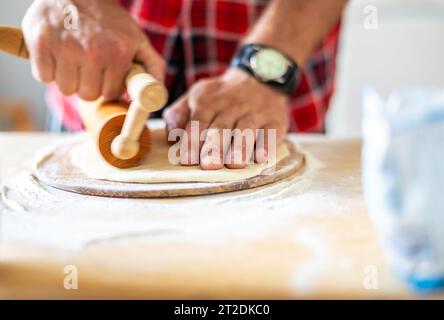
22,0,165,101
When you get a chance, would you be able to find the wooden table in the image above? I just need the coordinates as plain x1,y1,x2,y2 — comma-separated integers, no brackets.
0,131,420,299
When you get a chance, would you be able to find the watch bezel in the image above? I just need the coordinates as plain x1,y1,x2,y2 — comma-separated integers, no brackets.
249,48,289,81
230,43,300,96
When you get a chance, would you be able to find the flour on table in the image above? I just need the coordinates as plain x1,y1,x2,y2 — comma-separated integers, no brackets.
70,128,290,183
1,129,325,251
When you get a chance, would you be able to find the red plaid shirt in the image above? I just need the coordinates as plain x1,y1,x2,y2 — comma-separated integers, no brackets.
47,0,341,132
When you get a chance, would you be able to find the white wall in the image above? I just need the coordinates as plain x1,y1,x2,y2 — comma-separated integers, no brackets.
0,0,47,129
327,0,444,137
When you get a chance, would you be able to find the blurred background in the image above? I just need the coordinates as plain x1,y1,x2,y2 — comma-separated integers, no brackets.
1,0,444,134
0,0,45,131
327,0,444,137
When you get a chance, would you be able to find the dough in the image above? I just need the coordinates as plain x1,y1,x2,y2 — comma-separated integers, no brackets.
70,129,290,183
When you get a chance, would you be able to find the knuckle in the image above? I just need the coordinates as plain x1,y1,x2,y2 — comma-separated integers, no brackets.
112,43,130,61
189,87,213,110
191,79,212,96
190,108,205,120
239,117,259,129
84,41,102,63
189,95,206,112
105,34,133,58
212,120,232,130
194,78,217,92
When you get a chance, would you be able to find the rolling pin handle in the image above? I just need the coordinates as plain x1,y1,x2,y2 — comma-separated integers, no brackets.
110,64,168,160
111,101,145,160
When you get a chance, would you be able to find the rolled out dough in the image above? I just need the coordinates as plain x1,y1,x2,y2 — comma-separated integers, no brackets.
70,129,290,183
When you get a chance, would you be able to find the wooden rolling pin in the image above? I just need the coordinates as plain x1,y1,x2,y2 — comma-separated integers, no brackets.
0,26,168,168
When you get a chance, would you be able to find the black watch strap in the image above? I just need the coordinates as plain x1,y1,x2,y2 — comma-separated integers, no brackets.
230,44,300,96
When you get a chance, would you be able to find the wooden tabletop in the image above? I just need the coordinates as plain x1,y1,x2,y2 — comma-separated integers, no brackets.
0,131,420,299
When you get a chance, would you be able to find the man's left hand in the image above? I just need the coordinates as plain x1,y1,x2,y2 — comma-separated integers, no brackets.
163,68,289,170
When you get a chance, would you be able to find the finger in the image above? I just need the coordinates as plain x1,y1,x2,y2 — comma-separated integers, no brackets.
180,112,217,166
54,59,79,96
135,39,166,83
163,94,190,134
200,109,239,170
78,65,104,101
27,32,55,83
179,120,201,166
164,95,190,146
179,110,214,167
102,65,129,101
225,115,264,169
255,121,286,164
187,85,223,142
179,80,223,166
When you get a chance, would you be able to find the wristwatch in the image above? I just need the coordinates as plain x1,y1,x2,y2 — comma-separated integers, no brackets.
230,44,300,96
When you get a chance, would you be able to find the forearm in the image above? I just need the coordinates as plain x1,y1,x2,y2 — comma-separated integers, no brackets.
243,0,347,66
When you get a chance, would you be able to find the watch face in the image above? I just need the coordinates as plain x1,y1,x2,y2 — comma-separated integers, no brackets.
250,48,288,81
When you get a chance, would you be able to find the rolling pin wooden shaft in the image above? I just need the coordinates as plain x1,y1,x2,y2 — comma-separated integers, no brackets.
0,25,168,168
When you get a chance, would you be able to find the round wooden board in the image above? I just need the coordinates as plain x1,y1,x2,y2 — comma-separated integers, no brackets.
34,140,305,198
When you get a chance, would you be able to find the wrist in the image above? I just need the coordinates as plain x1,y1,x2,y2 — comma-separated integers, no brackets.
222,68,289,100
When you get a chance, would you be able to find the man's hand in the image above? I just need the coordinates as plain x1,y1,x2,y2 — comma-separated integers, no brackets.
22,0,165,101
163,68,289,170
164,0,346,171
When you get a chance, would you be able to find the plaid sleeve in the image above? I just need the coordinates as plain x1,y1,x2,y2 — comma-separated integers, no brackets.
47,0,340,133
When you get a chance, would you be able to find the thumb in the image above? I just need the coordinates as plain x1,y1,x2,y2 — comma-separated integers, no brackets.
135,39,166,83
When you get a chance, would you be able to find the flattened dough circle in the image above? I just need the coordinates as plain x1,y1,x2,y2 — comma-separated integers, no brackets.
33,128,304,198
70,129,290,183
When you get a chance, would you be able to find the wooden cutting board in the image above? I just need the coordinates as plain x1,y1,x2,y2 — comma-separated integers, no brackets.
34,140,305,198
